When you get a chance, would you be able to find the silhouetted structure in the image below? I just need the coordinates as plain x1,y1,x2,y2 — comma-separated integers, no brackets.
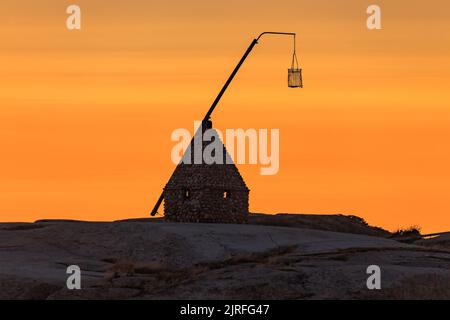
151,31,301,223
164,121,249,223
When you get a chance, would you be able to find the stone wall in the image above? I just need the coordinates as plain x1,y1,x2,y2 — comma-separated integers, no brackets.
164,187,249,223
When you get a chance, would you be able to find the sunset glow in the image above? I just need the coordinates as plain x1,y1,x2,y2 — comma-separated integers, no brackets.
1,0,449,233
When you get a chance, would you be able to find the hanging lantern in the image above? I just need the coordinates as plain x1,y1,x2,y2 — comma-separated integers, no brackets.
288,44,303,88
288,68,302,88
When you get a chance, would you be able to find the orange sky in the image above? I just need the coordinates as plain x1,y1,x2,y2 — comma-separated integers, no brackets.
1,0,449,233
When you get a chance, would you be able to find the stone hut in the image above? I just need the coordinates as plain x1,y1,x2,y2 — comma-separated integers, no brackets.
163,121,249,223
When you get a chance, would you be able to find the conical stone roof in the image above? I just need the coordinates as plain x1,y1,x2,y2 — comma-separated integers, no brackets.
165,124,249,191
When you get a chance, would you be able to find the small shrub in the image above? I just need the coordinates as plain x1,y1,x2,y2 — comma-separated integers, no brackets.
392,225,422,237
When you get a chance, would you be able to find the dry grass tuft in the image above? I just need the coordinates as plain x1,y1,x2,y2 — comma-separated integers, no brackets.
362,274,450,300
106,260,135,279
134,261,168,274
